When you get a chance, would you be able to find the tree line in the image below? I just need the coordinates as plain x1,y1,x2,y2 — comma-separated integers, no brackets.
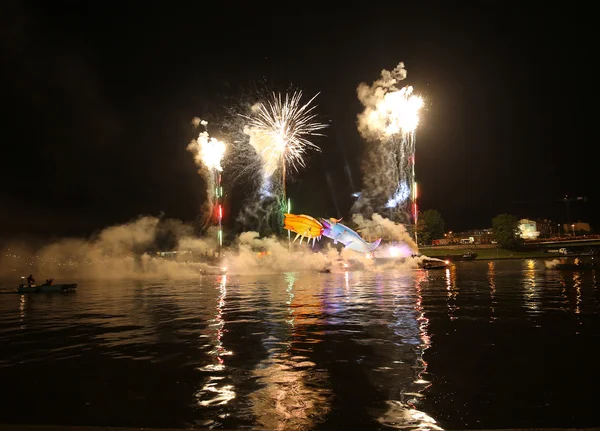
417,210,523,250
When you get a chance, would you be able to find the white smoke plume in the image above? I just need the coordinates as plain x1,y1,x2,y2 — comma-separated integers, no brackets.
0,212,436,286
0,217,225,282
187,118,227,229
191,117,207,128
352,213,417,252
223,231,330,275
357,62,408,141
353,62,423,225
0,217,337,283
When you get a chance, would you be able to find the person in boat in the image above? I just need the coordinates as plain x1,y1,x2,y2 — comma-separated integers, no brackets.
26,274,35,287
45,278,54,286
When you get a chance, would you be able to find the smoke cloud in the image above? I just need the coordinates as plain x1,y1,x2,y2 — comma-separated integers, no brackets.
0,217,221,281
352,213,417,249
235,194,284,237
0,212,429,285
357,62,408,141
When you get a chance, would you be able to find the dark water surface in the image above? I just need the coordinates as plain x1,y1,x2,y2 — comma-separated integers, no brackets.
1,259,599,430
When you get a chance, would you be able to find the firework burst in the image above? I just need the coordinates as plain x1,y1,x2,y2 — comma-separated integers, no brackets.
241,91,327,177
376,85,424,136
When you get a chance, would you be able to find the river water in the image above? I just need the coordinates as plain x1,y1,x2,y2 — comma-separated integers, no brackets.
0,259,598,430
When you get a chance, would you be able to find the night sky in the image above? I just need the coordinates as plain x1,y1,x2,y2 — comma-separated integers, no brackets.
1,1,584,239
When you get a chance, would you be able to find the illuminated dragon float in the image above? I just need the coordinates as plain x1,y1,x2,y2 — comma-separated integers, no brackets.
283,213,381,253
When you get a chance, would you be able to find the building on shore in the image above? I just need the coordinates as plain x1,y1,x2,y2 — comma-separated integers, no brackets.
436,229,494,245
563,221,591,235
534,218,558,237
519,219,540,240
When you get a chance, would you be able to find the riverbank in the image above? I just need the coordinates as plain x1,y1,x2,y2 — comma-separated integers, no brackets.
420,245,557,260
2,425,599,431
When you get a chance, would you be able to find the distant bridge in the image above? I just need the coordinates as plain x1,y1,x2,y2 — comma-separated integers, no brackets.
526,237,600,247
421,237,600,250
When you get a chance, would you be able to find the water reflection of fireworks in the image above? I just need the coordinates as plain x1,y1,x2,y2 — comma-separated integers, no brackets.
524,259,542,313
196,275,235,408
378,271,442,430
413,270,432,389
488,261,497,321
445,266,459,320
248,273,332,431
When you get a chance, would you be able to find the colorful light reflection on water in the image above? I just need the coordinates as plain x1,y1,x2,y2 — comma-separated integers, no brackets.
1,260,599,430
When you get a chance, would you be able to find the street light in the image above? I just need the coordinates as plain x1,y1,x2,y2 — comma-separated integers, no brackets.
572,224,576,236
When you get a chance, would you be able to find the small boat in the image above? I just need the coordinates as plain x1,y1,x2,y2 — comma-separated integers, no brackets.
442,251,477,262
461,251,478,261
17,283,77,293
419,258,450,270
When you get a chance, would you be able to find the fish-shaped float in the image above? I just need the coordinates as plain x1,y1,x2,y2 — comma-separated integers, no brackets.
320,218,381,253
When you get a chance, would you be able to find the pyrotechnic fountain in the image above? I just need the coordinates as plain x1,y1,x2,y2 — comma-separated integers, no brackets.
180,77,427,270
354,62,424,243
188,119,227,252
